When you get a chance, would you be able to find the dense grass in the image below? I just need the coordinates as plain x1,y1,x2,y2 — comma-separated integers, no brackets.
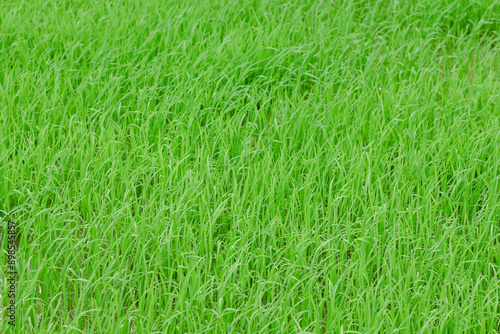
1,0,500,332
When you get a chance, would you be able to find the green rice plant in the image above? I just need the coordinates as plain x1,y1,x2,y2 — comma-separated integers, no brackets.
1,0,500,333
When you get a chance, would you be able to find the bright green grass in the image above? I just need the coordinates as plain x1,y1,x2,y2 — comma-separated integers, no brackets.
1,0,500,333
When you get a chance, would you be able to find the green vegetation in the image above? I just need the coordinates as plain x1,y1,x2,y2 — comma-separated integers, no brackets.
1,0,500,332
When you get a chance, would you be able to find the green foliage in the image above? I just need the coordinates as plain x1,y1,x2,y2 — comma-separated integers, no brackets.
1,0,500,333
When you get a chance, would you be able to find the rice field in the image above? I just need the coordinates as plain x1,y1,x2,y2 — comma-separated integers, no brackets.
1,0,500,333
